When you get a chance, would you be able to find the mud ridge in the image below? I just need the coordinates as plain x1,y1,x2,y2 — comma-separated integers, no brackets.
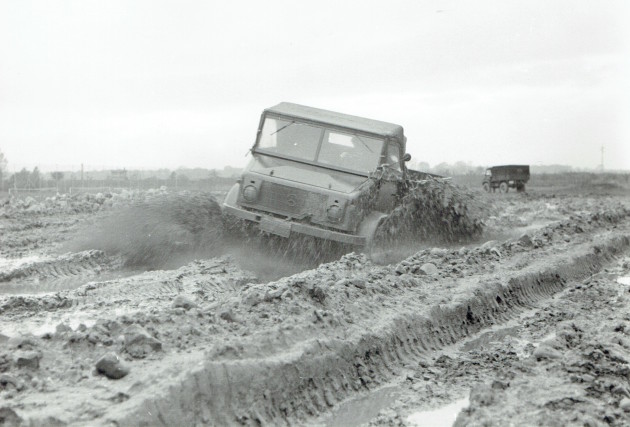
111,234,630,426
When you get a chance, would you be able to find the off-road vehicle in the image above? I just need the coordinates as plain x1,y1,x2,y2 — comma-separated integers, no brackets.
223,103,481,249
482,165,530,193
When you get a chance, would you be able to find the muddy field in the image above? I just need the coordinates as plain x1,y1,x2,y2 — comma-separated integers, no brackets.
1,186,630,426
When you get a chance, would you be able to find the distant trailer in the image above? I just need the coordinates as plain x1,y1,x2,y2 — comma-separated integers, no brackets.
482,165,530,193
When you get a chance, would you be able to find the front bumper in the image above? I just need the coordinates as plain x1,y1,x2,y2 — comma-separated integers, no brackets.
223,204,365,246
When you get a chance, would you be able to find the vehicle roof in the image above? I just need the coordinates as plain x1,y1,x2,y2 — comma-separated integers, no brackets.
264,102,405,142
489,165,530,169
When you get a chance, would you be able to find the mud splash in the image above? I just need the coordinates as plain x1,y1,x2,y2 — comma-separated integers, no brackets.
64,192,224,269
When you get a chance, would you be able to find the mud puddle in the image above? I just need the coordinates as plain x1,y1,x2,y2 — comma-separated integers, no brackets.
322,385,400,427
323,382,469,427
407,397,469,427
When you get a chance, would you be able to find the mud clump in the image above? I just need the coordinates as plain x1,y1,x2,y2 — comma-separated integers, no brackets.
95,353,129,380
123,325,162,358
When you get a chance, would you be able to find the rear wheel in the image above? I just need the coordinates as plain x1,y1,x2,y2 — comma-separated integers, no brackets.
516,183,526,192
499,182,509,193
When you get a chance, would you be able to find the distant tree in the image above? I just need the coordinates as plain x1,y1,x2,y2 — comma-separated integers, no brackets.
51,171,64,189
415,161,431,172
0,150,7,190
453,161,470,175
32,167,41,188
51,171,64,181
433,162,451,176
110,169,128,181
8,168,31,188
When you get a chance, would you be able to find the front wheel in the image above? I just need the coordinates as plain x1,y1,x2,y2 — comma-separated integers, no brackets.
499,182,509,193
482,182,490,192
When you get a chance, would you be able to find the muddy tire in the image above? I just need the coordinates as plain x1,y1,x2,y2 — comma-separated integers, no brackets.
483,182,490,192
499,182,509,193
516,183,526,192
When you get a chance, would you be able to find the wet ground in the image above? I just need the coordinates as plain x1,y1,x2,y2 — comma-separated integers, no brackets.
1,188,630,426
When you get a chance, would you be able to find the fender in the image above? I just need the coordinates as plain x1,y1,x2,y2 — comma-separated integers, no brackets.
223,183,240,209
357,211,389,248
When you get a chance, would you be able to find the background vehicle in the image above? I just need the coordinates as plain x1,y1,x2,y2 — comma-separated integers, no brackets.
482,165,530,193
223,102,481,250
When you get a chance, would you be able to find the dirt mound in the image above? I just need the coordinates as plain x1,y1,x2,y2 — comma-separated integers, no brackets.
66,192,224,269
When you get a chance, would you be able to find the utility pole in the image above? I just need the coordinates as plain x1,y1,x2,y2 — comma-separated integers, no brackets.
81,163,84,188
600,146,604,172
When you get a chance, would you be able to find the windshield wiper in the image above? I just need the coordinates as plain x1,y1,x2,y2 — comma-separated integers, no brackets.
352,135,373,153
270,121,295,136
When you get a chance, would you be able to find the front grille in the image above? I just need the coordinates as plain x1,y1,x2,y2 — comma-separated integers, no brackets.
256,181,327,218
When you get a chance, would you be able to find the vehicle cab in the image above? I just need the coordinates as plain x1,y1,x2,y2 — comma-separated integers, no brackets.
222,102,408,246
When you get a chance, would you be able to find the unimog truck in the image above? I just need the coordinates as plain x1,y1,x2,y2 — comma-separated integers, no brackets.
223,102,481,249
482,165,530,193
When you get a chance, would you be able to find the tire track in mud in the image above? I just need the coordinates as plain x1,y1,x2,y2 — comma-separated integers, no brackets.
71,257,257,307
3,202,628,425
0,250,122,294
0,257,258,318
112,233,630,426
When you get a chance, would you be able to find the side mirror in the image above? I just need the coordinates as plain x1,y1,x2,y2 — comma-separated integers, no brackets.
402,153,412,162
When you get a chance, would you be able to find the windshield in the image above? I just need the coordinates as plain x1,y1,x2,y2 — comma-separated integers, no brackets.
256,116,385,174
249,155,367,193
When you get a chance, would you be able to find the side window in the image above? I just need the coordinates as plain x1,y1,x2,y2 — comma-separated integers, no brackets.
386,143,402,170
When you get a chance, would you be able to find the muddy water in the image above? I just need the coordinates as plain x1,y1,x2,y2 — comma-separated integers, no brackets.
406,398,469,427
322,386,400,427
321,380,469,427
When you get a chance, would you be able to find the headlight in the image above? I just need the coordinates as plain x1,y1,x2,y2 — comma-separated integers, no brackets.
242,185,258,202
327,204,343,222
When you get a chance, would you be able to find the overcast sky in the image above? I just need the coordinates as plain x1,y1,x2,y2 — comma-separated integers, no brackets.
1,0,629,172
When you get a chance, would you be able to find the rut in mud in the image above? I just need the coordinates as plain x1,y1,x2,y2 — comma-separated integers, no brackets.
1,199,628,426
118,228,629,426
